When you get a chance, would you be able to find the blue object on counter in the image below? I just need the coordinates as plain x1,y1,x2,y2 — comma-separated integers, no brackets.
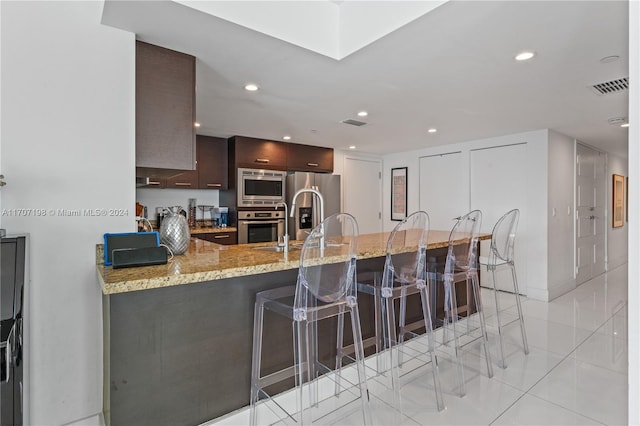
103,231,160,266
219,207,229,227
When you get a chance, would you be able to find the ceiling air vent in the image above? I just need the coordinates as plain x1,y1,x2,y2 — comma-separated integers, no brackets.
590,77,629,95
341,119,367,127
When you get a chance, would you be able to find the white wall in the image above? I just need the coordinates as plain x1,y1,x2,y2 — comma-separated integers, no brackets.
383,130,550,299
608,153,628,270
547,130,577,298
1,2,134,424
628,2,639,422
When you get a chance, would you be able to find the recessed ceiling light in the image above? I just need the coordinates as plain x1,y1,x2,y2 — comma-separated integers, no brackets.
427,128,437,133
515,51,536,61
283,135,291,140
349,145,356,150
357,111,368,117
621,123,630,128
244,83,259,92
194,122,201,128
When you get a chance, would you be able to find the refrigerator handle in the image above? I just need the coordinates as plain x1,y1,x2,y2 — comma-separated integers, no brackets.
4,322,15,383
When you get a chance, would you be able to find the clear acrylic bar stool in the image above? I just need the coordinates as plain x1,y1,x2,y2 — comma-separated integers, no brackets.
348,211,444,416
479,209,529,368
429,210,494,397
249,213,371,425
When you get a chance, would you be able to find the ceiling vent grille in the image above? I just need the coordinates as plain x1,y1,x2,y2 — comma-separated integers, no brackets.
591,77,629,95
341,119,367,127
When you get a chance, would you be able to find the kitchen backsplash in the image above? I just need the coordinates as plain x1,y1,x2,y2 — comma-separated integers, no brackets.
136,188,220,220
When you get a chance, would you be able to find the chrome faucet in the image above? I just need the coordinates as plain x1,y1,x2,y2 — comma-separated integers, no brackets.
275,202,289,253
290,187,325,248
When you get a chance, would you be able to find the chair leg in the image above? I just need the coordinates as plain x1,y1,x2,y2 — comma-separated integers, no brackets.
511,264,529,355
398,286,407,366
419,285,444,412
383,295,402,416
335,305,345,396
350,304,373,426
471,272,494,378
373,286,385,374
294,319,313,425
491,267,507,369
250,299,265,426
447,280,466,397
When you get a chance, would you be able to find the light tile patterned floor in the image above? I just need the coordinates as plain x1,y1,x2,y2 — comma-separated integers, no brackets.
208,264,628,426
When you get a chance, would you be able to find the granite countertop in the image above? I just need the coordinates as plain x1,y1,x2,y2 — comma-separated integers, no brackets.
97,230,488,295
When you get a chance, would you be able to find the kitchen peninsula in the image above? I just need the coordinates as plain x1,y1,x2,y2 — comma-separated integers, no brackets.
98,231,486,426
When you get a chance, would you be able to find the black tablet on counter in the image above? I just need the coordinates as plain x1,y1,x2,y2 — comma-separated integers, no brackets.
103,231,161,266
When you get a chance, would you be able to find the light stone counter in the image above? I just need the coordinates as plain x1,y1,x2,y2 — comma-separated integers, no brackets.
97,230,486,295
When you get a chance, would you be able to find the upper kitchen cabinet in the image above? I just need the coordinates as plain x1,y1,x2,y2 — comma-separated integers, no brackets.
197,135,228,189
136,41,196,174
286,143,333,173
229,136,287,170
165,169,198,189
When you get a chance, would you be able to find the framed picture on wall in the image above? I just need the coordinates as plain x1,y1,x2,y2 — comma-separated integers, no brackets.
613,174,624,228
391,167,407,221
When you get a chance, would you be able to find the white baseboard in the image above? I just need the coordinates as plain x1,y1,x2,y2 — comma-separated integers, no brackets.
608,255,628,271
547,278,577,301
525,287,549,302
63,412,104,426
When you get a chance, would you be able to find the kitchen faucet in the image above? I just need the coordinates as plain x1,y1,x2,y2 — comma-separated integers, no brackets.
275,201,289,253
290,187,325,249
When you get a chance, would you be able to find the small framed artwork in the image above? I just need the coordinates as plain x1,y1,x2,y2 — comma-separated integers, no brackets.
391,167,408,221
612,174,624,228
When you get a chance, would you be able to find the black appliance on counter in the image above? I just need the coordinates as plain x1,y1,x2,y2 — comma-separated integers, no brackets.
1,235,26,426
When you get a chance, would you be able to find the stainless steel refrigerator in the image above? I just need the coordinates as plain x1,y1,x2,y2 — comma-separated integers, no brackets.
286,172,341,241
1,235,25,426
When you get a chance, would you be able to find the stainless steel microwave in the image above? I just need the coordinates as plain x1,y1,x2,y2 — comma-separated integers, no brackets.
237,168,286,207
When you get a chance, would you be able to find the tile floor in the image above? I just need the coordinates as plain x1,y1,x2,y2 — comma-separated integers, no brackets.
208,264,628,426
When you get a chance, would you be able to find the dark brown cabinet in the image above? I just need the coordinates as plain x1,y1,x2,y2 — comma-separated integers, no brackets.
141,136,228,190
197,232,237,245
229,136,287,170
166,170,198,189
136,41,196,174
197,136,228,189
286,143,333,173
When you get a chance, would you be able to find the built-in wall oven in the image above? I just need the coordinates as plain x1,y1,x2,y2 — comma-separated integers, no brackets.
237,211,285,244
237,168,286,208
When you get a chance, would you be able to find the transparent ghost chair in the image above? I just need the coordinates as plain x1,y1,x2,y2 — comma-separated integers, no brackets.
478,209,529,368
429,210,493,397
378,211,444,413
342,211,444,417
249,212,371,425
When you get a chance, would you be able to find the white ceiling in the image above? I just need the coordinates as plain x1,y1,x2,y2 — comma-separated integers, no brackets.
101,0,630,158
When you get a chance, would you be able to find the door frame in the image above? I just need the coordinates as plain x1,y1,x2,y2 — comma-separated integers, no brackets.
574,141,608,283
343,156,383,234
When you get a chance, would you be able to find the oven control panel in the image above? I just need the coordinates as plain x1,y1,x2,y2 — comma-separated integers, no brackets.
238,211,285,220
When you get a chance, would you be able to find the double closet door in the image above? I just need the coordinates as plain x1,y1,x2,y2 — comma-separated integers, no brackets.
419,143,528,295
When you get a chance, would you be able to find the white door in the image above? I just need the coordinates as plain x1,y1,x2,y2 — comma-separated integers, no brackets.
575,143,607,284
470,143,528,294
343,157,382,234
419,152,467,230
